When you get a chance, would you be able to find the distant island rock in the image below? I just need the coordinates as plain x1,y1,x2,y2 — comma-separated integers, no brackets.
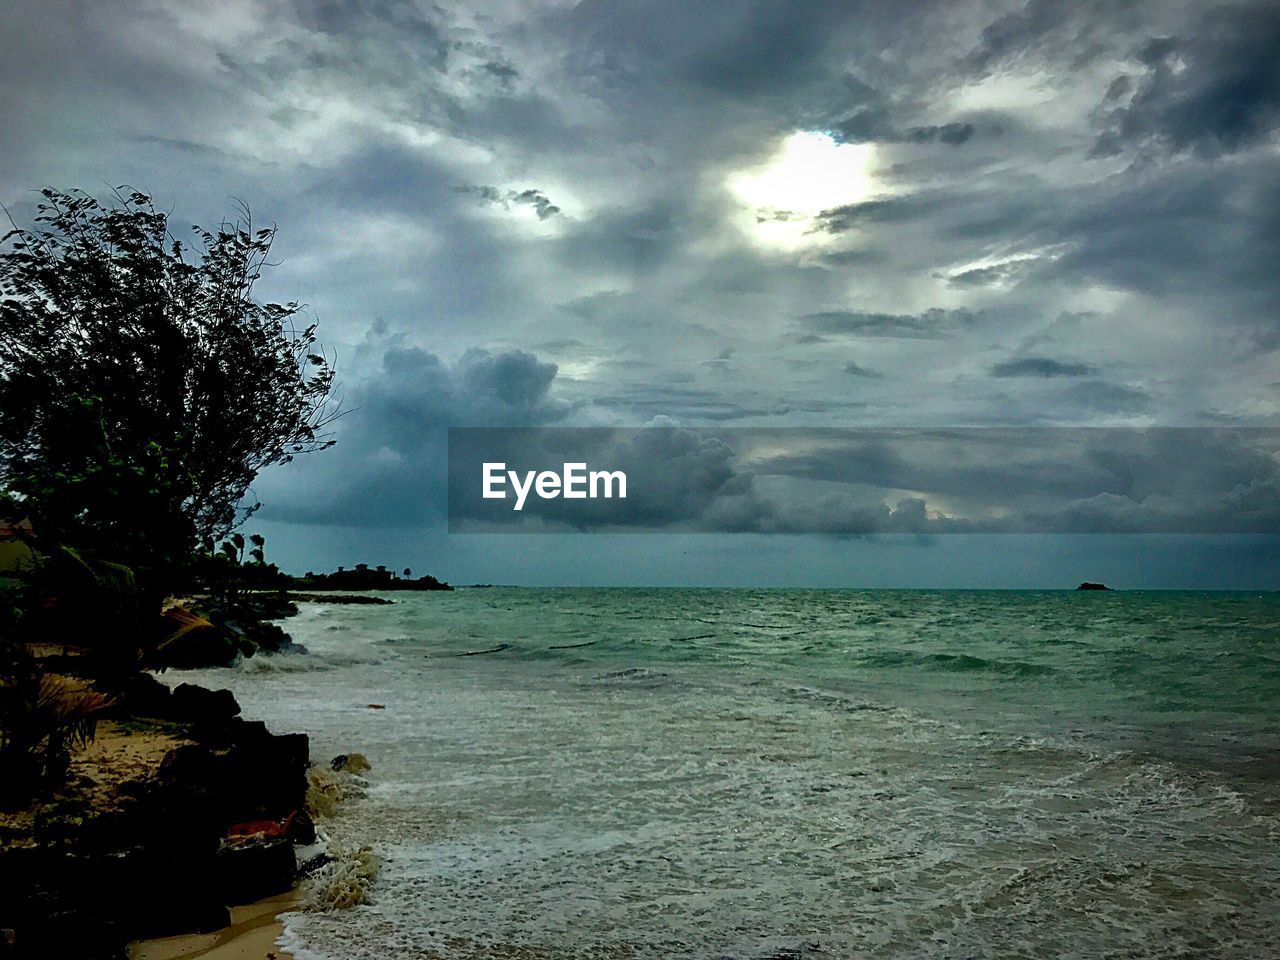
1076,582,1111,591
290,563,453,592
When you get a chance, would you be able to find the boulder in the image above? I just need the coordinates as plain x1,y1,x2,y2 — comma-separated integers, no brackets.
241,618,294,653
287,808,317,845
171,684,241,724
114,672,174,719
157,728,309,824
215,837,297,904
155,608,238,668
330,752,371,773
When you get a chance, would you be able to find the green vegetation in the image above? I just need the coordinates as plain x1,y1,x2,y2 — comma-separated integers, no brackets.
0,187,339,601
0,187,339,805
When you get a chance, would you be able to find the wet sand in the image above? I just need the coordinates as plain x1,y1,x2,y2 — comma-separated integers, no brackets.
128,892,298,960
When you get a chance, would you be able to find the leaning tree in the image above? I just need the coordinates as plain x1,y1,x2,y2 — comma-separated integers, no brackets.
0,188,339,597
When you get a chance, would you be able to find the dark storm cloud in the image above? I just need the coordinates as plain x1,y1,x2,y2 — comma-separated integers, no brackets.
591,384,804,422
552,203,682,275
843,362,883,379
813,198,921,233
802,309,977,340
457,185,561,219
1091,5,1280,159
449,427,1280,534
747,428,1280,534
552,0,905,99
475,60,519,89
834,113,976,147
991,357,1093,378
964,0,1138,75
262,339,573,526
1043,157,1280,308
825,67,984,148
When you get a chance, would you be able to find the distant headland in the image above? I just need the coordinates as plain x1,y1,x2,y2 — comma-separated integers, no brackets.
1076,582,1112,591
291,563,453,592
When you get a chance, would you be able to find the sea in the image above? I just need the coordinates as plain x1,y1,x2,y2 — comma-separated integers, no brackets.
170,588,1280,960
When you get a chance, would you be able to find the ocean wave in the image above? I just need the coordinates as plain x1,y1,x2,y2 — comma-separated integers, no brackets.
301,761,380,913
303,843,380,912
861,649,1055,677
589,666,671,686
236,649,384,673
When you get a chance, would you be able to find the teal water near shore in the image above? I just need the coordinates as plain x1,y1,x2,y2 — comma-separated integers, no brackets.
176,589,1280,959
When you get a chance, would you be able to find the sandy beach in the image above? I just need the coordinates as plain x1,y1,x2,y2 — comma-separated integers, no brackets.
128,892,297,960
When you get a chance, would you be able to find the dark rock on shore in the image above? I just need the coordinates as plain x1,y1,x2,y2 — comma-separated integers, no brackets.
157,730,308,824
330,752,371,773
172,684,241,723
214,613,300,657
155,607,240,668
114,671,175,718
0,682,313,959
245,593,300,620
216,836,298,904
287,592,394,605
150,597,306,670
113,675,246,728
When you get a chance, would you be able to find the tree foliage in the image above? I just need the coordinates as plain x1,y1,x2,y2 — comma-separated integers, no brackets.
0,188,339,594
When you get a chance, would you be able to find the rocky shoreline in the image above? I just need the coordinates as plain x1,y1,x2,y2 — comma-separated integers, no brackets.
0,677,324,959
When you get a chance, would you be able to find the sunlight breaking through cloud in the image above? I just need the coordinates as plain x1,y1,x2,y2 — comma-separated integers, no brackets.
726,131,880,250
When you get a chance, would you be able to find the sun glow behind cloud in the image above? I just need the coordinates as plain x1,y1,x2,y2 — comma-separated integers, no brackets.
726,131,879,249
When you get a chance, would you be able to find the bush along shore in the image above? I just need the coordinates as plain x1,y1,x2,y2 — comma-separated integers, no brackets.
0,674,369,959
0,188,409,957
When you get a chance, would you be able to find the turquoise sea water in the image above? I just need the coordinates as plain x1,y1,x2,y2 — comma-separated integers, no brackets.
174,589,1280,959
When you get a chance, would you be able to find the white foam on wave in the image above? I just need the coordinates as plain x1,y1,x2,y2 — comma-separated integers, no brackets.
303,843,380,911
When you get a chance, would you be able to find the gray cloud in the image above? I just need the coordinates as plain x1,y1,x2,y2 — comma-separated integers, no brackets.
802,309,978,340
833,111,977,147
944,260,1036,288
843,362,883,379
991,357,1093,378
259,338,573,527
1061,380,1149,414
964,0,1137,75
449,427,1280,535
814,197,924,233
1092,6,1280,159
457,185,562,219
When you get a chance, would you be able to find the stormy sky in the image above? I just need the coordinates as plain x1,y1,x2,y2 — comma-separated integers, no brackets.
2,0,1278,587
